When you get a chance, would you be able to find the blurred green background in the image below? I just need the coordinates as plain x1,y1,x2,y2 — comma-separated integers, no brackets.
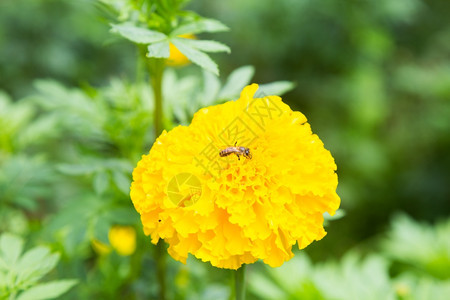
1,0,449,299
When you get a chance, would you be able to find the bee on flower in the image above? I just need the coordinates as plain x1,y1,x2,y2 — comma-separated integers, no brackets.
219,142,252,160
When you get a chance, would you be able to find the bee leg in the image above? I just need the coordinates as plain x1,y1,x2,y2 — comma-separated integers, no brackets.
237,154,240,160
234,141,237,147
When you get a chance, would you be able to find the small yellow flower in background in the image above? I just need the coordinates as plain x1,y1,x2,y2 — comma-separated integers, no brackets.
108,225,137,256
166,34,196,66
130,84,340,269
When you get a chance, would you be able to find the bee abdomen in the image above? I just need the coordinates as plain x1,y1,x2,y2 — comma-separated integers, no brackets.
219,147,237,157
219,149,230,157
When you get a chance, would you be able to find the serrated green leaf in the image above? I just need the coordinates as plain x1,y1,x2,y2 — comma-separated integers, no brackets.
17,279,77,300
112,171,131,195
147,40,170,58
0,233,24,268
180,39,230,53
16,247,51,271
171,18,229,36
218,65,255,99
256,81,296,97
16,248,59,287
111,23,167,44
172,39,219,75
93,171,109,195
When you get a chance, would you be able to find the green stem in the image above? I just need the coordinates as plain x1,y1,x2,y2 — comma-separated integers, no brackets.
155,240,167,300
148,57,166,299
149,58,165,137
235,264,246,300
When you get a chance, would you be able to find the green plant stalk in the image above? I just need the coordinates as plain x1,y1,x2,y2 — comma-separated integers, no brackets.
155,240,167,300
150,58,165,137
235,264,246,300
148,57,166,300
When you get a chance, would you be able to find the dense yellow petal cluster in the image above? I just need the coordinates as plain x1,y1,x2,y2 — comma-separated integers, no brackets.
130,84,340,269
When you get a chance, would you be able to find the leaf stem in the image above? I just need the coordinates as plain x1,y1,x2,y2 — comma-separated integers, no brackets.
235,264,246,300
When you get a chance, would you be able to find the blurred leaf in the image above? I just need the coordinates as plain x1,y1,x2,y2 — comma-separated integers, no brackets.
0,233,24,268
112,171,131,195
313,254,395,300
17,279,77,300
16,113,61,149
147,40,170,58
111,23,167,44
248,270,285,299
324,209,346,221
93,171,109,195
202,70,221,106
171,18,229,36
198,284,230,300
256,81,296,97
383,214,450,279
16,247,59,287
45,195,105,256
0,92,35,151
171,38,219,75
57,163,99,175
0,208,28,236
0,233,74,299
394,273,450,300
92,217,111,244
218,65,255,99
103,207,138,225
0,155,53,210
180,39,231,53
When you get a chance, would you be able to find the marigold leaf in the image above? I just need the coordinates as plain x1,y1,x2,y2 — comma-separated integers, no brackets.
147,40,170,58
93,171,109,195
218,65,255,99
0,233,23,269
111,23,167,44
256,81,296,97
171,39,219,75
171,18,229,36
112,171,131,195
93,218,110,245
16,279,77,300
180,39,230,53
16,248,59,287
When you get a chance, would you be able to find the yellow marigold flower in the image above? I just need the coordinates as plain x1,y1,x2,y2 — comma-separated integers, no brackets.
130,84,340,269
166,34,195,66
108,225,137,256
